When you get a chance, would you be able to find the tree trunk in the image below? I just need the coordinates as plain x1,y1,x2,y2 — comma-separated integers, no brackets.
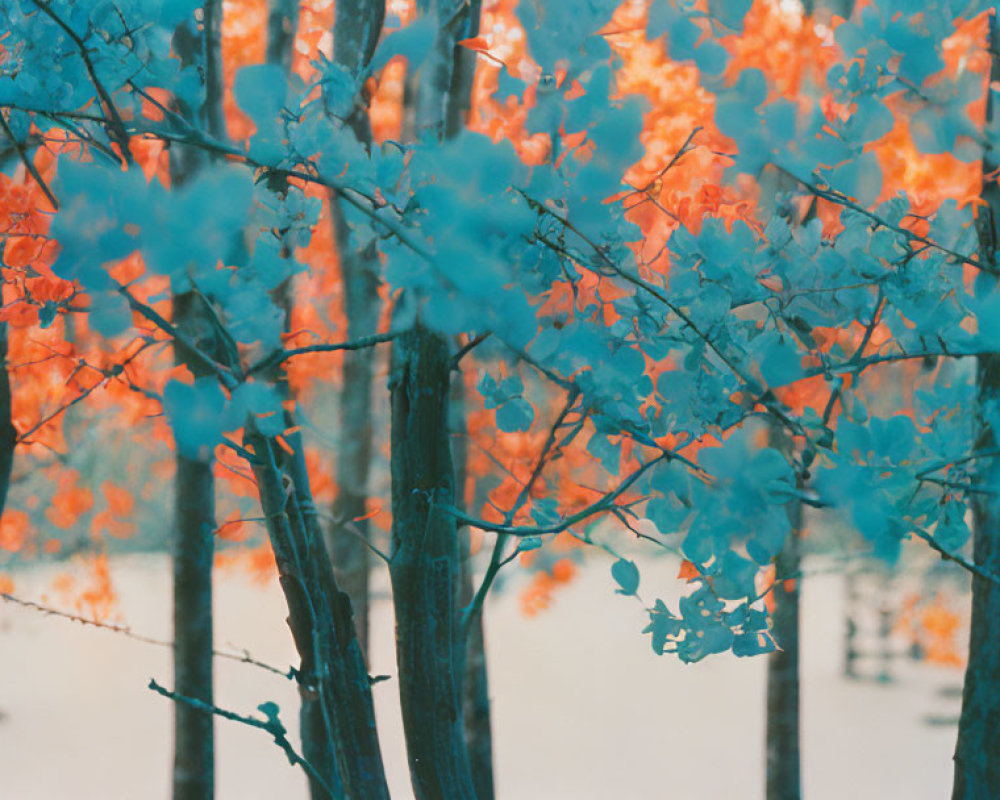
452,376,496,800
389,326,477,800
460,549,495,800
328,218,378,656
245,421,390,799
266,0,299,73
766,523,801,800
954,354,1000,799
387,4,487,797
168,8,226,797
326,0,386,657
172,452,215,800
953,13,1000,797
0,323,16,518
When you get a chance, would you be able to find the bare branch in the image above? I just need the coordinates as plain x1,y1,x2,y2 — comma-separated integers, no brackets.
1,592,296,679
148,679,337,799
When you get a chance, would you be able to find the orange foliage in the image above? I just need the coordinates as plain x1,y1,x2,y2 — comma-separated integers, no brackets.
0,509,31,552
897,590,966,668
75,553,118,622
520,557,577,616
46,469,94,530
215,540,278,585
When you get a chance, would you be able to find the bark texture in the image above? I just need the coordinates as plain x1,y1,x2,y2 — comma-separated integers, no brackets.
954,16,1000,794
246,421,390,799
387,3,486,796
172,450,216,800
389,327,477,800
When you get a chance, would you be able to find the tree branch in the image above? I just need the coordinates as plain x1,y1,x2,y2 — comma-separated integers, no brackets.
1,591,296,679
148,679,337,799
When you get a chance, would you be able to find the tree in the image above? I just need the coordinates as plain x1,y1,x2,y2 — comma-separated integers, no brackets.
168,6,227,797
954,10,1000,797
9,1,1000,799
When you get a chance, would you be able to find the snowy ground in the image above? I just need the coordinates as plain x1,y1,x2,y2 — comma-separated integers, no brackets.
0,553,964,799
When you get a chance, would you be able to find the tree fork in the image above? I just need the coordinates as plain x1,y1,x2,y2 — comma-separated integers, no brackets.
245,422,390,800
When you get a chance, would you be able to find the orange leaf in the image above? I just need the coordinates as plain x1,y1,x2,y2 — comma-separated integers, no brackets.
457,36,490,51
677,559,700,582
102,481,134,517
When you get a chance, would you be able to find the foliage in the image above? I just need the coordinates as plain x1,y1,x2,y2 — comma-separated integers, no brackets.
0,0,998,682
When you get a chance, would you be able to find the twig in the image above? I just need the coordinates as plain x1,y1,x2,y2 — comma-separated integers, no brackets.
30,0,135,165
463,386,581,629
148,679,337,799
776,165,992,275
446,453,667,538
450,331,492,369
0,112,58,209
1,592,296,680
245,331,399,378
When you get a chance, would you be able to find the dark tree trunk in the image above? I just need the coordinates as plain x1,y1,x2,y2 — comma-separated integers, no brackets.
460,549,495,800
452,376,495,800
954,14,1000,798
0,323,16,519
246,421,390,799
389,326,477,800
168,7,226,797
954,356,1000,799
172,452,216,800
388,4,487,797
766,524,801,800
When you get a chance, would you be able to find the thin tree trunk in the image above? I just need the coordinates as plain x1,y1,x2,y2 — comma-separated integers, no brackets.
262,6,343,794
461,587,494,800
452,377,495,800
245,420,390,799
326,0,386,658
954,17,1000,793
267,0,299,72
172,450,215,800
328,223,377,655
168,8,225,798
766,520,801,800
0,323,16,518
389,326,477,800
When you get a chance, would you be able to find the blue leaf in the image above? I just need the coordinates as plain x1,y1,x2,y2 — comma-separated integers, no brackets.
496,397,535,432
163,378,227,462
611,558,640,595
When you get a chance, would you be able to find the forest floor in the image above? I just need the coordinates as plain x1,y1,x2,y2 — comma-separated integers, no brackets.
0,552,964,799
